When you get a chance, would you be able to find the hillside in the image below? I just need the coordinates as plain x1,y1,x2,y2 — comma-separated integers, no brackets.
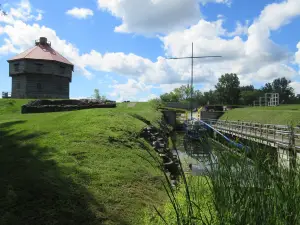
220,105,300,125
0,99,165,225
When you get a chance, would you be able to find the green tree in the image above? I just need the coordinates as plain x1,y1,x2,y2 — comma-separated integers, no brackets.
160,85,193,102
93,89,106,101
215,73,240,104
240,90,261,105
261,77,295,103
240,85,254,92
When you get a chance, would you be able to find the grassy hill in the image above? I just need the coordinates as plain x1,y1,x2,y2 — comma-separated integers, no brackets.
220,104,300,125
0,99,165,225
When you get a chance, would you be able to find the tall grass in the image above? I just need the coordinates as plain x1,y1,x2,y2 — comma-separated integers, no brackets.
146,132,300,225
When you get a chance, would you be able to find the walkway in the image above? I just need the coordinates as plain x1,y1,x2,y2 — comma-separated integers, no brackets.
201,119,300,150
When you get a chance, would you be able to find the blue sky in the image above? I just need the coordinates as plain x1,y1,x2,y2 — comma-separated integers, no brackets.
0,0,300,101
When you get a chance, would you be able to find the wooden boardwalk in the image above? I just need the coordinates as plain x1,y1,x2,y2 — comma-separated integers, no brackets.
201,119,300,150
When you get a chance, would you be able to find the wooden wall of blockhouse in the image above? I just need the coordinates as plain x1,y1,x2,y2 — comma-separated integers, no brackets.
11,75,27,98
25,74,69,99
9,60,73,81
9,59,72,99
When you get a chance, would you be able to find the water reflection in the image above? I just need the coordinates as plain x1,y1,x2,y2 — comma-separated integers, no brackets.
175,132,217,176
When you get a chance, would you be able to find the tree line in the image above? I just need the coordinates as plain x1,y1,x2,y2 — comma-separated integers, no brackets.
160,73,298,106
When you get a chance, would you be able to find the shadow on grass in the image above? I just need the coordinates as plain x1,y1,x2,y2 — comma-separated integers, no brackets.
0,120,127,225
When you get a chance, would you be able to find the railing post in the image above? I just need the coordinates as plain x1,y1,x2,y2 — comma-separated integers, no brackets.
289,125,296,170
273,125,276,142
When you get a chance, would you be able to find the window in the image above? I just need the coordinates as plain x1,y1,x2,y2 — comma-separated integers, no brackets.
35,63,43,72
14,63,20,72
37,83,42,90
16,83,20,89
60,66,65,74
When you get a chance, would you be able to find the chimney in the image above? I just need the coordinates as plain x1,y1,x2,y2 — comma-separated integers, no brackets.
39,37,47,45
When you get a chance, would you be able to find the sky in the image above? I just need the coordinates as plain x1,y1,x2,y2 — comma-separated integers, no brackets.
0,0,300,101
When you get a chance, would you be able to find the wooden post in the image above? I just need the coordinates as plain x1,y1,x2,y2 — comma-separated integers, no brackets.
289,125,296,170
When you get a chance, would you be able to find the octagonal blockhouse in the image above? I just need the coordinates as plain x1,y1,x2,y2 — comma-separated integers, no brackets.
8,37,74,99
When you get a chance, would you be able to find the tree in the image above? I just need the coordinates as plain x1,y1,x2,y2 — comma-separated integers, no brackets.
240,90,261,105
93,89,106,101
240,85,254,92
215,73,240,104
202,90,219,105
160,85,193,102
272,77,294,103
261,77,295,103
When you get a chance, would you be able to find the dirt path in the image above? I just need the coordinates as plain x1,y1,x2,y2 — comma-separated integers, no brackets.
127,102,136,107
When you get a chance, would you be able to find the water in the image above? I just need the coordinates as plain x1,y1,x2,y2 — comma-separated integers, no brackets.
174,132,218,176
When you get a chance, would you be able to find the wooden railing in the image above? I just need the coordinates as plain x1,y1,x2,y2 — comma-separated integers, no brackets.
202,119,300,150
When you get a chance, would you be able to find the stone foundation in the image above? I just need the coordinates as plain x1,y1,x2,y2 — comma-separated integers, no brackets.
21,99,116,114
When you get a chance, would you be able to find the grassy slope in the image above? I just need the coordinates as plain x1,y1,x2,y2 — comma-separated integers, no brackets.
220,104,300,125
0,99,165,225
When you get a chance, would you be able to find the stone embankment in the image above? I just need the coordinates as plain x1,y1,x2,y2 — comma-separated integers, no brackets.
140,122,180,187
21,99,116,114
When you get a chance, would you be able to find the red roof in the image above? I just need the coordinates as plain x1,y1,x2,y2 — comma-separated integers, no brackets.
8,42,74,68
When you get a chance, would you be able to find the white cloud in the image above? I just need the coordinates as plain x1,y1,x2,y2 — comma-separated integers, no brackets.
7,0,43,22
109,79,153,102
255,63,297,81
290,81,300,94
227,21,249,37
158,83,183,93
199,0,231,6
139,94,159,102
160,0,300,87
1,0,300,97
296,42,300,67
97,0,230,35
66,7,94,19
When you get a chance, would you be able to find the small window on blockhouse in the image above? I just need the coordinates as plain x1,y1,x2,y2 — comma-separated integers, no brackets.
14,63,20,72
60,66,65,74
36,63,43,72
37,83,42,90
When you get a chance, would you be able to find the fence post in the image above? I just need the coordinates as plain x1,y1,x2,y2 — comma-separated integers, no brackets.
289,125,296,170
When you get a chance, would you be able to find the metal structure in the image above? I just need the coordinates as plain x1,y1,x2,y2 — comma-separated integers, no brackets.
167,43,221,119
254,93,280,107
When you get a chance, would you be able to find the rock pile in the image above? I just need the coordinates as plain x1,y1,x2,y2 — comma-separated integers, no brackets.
21,99,117,114
141,125,180,187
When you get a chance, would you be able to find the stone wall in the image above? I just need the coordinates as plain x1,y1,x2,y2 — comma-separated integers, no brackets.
21,99,116,114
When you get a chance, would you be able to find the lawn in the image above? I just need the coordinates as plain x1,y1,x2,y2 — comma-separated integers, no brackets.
220,104,300,125
0,99,166,225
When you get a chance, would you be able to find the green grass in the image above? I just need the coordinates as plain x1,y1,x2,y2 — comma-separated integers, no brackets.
0,99,166,225
220,104,300,125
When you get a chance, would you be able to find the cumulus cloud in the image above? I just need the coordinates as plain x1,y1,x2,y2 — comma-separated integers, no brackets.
109,79,153,102
97,0,230,34
290,81,300,94
66,7,94,19
160,0,300,85
0,0,43,24
1,0,300,101
296,42,300,67
227,21,249,37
